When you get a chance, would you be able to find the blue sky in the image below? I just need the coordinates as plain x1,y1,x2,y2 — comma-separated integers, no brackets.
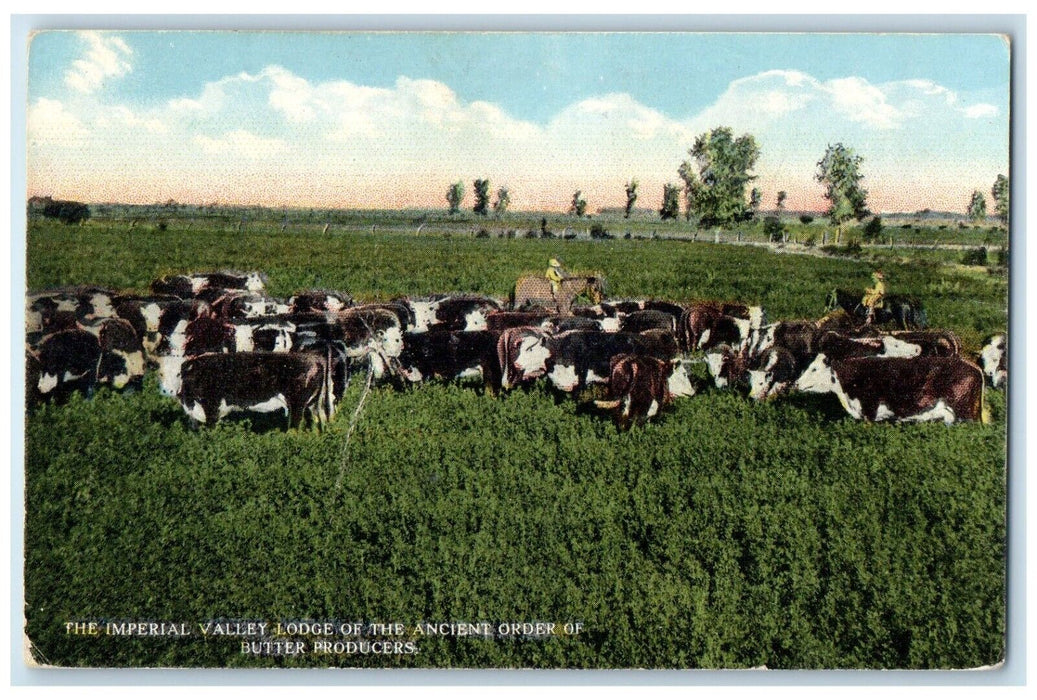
26,31,1011,212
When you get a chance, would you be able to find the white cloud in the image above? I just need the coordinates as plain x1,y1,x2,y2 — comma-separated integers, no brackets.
27,63,1008,214
965,104,999,119
27,98,88,142
64,31,133,94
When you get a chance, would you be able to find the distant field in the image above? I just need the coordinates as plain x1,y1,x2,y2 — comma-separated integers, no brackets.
23,217,1008,669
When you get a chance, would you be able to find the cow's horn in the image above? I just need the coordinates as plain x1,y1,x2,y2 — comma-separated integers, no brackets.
594,399,622,409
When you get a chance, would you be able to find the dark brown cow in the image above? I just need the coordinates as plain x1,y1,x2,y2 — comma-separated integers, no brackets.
394,330,504,394
178,351,343,430
795,354,987,424
678,301,762,352
593,353,695,430
746,346,799,400
620,309,678,334
542,329,681,393
32,329,101,404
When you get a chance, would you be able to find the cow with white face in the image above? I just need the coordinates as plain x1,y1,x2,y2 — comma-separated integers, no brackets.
747,346,799,400
795,353,987,424
497,326,553,390
979,333,1007,388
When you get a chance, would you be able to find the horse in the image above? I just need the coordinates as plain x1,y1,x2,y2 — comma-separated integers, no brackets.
825,288,928,330
512,275,604,315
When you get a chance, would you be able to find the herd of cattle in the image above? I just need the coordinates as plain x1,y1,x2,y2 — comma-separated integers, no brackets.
25,270,1008,430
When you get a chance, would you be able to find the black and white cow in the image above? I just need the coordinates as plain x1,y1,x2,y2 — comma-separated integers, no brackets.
979,333,1007,389
151,271,266,298
32,329,102,404
114,296,210,360
795,353,987,424
288,290,353,314
177,350,346,430
84,318,146,391
27,287,119,334
400,295,503,333
395,330,503,393
746,345,800,400
208,291,290,319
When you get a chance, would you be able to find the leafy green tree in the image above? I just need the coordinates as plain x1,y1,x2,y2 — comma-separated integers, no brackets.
659,184,681,221
816,143,869,243
967,190,987,222
776,190,787,213
493,187,511,219
992,174,1009,227
677,159,697,221
569,190,587,217
749,187,762,219
680,126,760,228
624,179,639,218
473,179,491,216
446,181,464,215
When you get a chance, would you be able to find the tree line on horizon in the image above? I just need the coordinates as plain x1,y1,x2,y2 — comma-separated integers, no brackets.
444,125,1011,235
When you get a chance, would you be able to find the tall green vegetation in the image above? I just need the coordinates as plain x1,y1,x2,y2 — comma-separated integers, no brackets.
570,190,587,218
749,187,762,220
624,179,639,219
991,174,1009,227
473,179,491,216
446,181,464,215
492,187,511,219
659,184,681,221
816,143,869,243
679,127,761,228
23,221,1008,669
967,190,987,223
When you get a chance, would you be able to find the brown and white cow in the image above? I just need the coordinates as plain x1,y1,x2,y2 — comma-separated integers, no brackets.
177,350,345,430
795,353,987,424
979,333,1007,388
497,326,554,390
679,301,763,353
542,329,680,393
394,330,503,394
594,353,695,430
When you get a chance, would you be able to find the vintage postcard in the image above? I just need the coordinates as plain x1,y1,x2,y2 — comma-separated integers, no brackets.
20,27,1011,673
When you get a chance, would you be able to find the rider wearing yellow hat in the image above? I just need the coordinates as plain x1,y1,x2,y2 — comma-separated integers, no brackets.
862,269,886,323
546,257,568,296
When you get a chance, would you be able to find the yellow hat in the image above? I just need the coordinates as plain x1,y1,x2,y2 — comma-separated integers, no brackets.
549,258,561,267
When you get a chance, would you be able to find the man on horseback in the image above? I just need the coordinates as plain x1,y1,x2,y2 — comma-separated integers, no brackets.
546,258,568,297
862,269,885,324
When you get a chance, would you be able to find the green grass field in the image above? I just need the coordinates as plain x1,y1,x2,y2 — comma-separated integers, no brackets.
23,217,1008,669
